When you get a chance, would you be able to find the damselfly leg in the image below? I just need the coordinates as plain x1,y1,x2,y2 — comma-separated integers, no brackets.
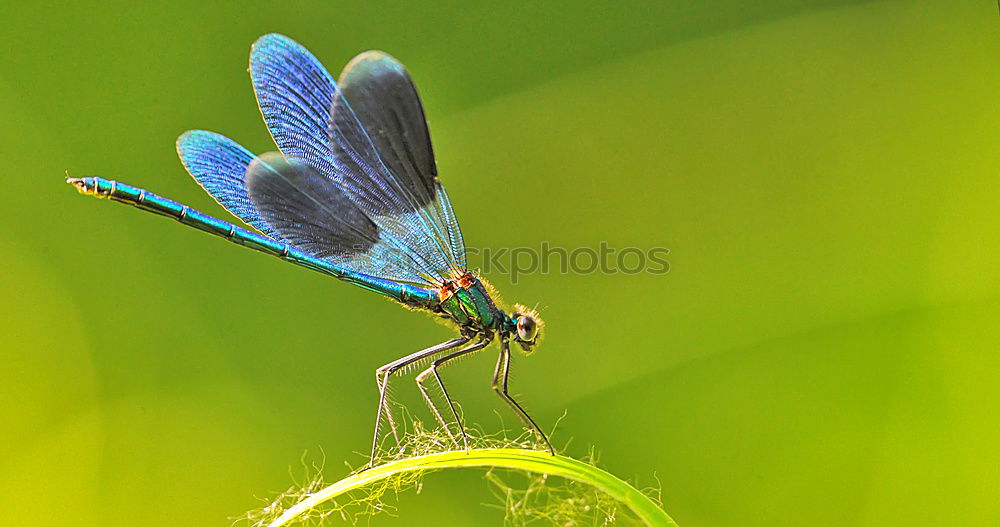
494,335,555,455
371,336,469,467
415,335,493,451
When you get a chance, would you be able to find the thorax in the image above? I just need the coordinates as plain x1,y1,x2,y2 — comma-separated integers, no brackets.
435,272,503,332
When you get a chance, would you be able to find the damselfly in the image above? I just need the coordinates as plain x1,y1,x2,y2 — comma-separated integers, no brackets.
68,34,552,467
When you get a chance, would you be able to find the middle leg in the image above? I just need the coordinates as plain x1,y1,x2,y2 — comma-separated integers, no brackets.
369,336,470,468
415,335,493,450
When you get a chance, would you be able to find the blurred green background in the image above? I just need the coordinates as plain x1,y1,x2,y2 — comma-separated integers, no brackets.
2,0,997,525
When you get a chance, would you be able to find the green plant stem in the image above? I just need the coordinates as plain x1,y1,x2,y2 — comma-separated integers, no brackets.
265,448,677,527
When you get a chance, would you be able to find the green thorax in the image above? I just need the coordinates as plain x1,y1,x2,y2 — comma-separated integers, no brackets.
437,275,503,331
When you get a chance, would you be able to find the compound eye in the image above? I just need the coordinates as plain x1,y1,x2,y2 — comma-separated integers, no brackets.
516,315,538,341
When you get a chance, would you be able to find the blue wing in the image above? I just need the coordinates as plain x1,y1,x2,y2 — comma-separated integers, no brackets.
177,131,443,286
176,130,283,240
334,50,467,272
245,152,449,284
244,152,378,257
249,34,466,287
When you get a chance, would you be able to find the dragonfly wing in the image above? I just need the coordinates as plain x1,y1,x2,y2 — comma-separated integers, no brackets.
331,50,435,213
250,34,466,285
245,152,439,285
335,50,467,271
177,130,282,240
248,36,336,183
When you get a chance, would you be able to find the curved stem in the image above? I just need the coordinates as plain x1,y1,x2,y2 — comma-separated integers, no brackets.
265,448,677,527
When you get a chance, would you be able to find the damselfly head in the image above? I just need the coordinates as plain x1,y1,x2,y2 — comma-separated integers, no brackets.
512,304,544,354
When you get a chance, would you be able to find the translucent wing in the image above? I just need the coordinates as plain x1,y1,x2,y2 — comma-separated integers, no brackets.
177,130,282,240
176,131,436,284
335,50,467,272
250,34,466,286
245,152,439,284
245,152,376,257
337,51,436,211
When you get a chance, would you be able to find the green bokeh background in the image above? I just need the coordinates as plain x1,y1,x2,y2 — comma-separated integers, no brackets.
2,1,997,525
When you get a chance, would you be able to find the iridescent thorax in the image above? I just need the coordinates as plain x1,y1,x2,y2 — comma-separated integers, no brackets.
435,272,504,331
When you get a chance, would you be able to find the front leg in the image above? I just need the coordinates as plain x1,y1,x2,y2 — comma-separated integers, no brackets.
369,336,470,468
492,334,555,455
